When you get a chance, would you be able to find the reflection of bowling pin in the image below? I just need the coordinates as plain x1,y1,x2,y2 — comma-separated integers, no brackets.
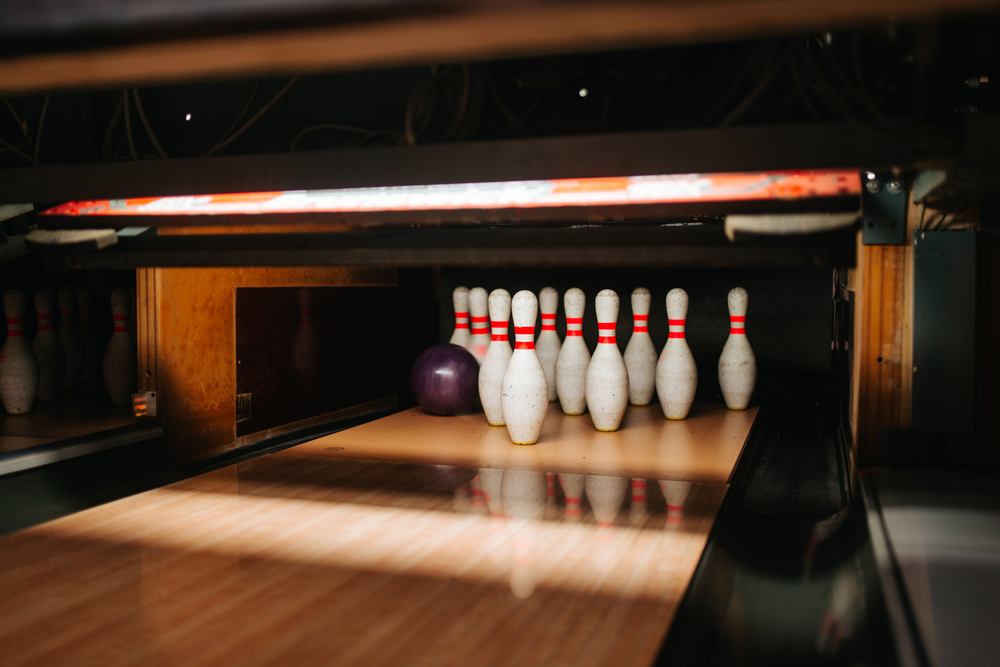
500,291,548,445
291,288,321,390
555,288,590,416
465,287,490,364
623,287,656,406
470,474,487,513
449,286,470,347
32,288,66,401
558,473,584,520
586,290,629,432
585,475,628,527
656,288,698,420
659,480,691,525
103,288,137,406
0,289,39,414
479,467,505,519
630,478,649,524
536,287,561,402
546,472,557,510
77,288,99,383
718,287,756,410
501,467,547,598
57,288,86,391
479,289,512,426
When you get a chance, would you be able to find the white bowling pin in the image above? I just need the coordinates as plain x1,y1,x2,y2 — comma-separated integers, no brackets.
449,286,470,347
659,480,692,525
623,287,656,406
479,289,512,426
558,473,584,520
103,288,137,406
57,288,86,391
291,288,321,391
465,287,490,365
536,287,561,402
32,288,66,401
77,288,99,383
500,291,548,445
585,290,629,432
0,289,39,414
555,288,590,416
656,288,698,420
718,287,756,410
478,466,505,519
585,474,628,527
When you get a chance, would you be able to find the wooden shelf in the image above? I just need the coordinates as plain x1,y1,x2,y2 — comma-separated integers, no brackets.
298,401,758,482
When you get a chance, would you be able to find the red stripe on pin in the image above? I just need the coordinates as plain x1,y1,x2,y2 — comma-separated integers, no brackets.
455,312,468,317
598,323,616,330
633,326,648,332
632,495,646,502
633,480,647,489
669,319,686,326
492,321,508,327
454,323,469,329
566,317,583,324
730,316,746,323
541,325,556,331
113,315,127,321
541,314,556,320
6,318,22,324
471,316,489,323
38,325,53,331
667,504,684,511
566,330,582,336
491,334,508,341
566,497,580,504
633,314,648,321
6,331,21,337
515,341,534,350
598,336,616,344
669,332,685,338
514,326,534,334
114,327,129,333
730,328,745,334
38,314,52,320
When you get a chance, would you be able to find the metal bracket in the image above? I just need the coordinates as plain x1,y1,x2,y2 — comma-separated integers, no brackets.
862,171,907,245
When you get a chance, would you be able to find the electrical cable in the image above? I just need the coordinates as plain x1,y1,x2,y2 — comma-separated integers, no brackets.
0,136,33,164
289,124,396,152
3,99,27,136
703,42,767,125
123,91,138,161
33,95,50,166
719,44,788,126
203,76,298,156
131,89,169,159
486,68,530,136
208,80,261,151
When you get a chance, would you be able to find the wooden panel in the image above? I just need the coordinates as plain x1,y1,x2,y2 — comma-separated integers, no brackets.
300,402,758,481
0,0,997,95
0,452,727,667
150,267,395,464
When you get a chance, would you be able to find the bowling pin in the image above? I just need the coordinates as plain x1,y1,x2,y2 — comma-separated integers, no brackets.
623,287,656,406
103,288,137,406
656,288,698,420
479,289,512,426
77,288,99,383
500,291,548,445
585,474,628,527
291,288,321,391
0,289,39,414
659,480,692,525
536,287,561,402
555,288,590,416
718,287,756,410
465,287,490,364
478,466,505,519
558,473,584,520
32,288,66,401
57,288,86,391
449,286,470,347
585,290,629,432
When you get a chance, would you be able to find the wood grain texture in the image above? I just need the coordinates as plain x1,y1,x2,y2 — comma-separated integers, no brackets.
299,402,758,481
0,0,997,94
0,450,728,667
150,267,395,464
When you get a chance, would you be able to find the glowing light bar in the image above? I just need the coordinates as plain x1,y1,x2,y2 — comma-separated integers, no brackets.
41,170,859,217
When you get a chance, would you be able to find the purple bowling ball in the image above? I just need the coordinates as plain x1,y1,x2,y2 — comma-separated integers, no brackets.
411,344,479,416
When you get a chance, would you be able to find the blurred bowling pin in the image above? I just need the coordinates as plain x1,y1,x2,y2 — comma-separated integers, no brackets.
76,288,99,383
586,290,629,432
630,478,649,525
103,288,137,406
470,474,487,513
555,288,590,416
659,480,692,525
449,286,470,347
536,287,561,402
558,473,584,521
0,289,39,414
57,288,85,391
623,287,656,406
479,289,512,426
500,291,548,445
291,288,321,391
32,288,66,401
718,287,756,410
585,474,628,527
656,288,698,420
478,467,505,519
465,287,490,364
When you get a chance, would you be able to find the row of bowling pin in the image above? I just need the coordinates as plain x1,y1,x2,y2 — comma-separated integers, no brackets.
452,285,756,445
0,287,138,414
463,470,693,528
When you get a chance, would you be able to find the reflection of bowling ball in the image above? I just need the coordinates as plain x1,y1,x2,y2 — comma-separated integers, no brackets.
411,344,478,416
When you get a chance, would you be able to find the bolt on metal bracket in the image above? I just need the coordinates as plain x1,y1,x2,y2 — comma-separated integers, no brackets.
862,171,907,245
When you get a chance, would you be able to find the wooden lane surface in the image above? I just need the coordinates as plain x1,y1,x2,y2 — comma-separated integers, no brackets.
0,403,136,453
0,450,727,667
294,402,758,482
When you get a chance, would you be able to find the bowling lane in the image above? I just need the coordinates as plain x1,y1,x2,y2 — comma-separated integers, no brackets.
0,443,730,666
